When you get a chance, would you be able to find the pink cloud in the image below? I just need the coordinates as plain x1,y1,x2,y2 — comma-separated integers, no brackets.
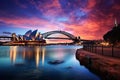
29,0,62,17
0,17,66,32
0,0,119,40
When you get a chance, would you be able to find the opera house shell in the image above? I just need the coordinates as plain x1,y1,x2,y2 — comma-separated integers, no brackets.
23,30,43,41
17,29,46,45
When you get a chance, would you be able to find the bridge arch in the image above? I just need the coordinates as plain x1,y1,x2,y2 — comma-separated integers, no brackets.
42,31,76,41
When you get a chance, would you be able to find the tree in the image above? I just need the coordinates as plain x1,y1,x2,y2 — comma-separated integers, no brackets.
103,24,120,45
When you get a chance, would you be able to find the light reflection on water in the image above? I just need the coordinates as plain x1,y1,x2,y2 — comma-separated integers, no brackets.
0,45,100,80
9,46,46,68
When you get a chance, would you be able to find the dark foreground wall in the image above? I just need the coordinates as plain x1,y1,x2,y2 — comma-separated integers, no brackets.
76,49,120,80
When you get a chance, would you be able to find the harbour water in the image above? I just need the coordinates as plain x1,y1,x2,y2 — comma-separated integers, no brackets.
0,45,100,80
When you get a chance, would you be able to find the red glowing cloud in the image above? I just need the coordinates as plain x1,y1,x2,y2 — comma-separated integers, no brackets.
0,0,120,40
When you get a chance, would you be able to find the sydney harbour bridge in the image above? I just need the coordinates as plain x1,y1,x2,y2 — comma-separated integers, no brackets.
0,30,81,44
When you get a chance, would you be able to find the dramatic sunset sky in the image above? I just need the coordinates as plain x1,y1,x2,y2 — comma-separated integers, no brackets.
0,0,120,40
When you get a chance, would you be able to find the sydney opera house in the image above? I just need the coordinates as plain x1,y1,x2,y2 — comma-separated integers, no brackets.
11,30,46,45
23,30,43,41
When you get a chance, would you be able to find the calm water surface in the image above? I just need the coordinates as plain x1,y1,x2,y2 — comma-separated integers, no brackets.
0,45,100,80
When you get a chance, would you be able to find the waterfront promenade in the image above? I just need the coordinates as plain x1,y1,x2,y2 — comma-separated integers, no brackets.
76,49,120,80
83,45,120,58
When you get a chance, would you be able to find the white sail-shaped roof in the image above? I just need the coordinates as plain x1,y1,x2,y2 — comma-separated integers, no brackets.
29,30,38,40
25,30,32,37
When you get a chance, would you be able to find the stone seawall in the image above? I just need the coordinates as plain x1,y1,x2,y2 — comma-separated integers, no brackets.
76,49,120,80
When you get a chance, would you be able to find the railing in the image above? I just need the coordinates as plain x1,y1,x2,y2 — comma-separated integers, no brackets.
83,44,120,58
0,36,12,40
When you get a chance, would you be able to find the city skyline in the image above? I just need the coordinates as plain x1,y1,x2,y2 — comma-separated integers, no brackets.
0,0,120,40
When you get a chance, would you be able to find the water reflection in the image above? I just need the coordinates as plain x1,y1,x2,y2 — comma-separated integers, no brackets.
0,45,100,80
10,46,46,67
35,46,40,67
23,47,26,59
42,47,45,66
35,46,46,67
10,46,17,63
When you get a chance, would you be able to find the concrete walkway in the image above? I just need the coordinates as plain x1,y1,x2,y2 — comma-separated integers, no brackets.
76,49,120,80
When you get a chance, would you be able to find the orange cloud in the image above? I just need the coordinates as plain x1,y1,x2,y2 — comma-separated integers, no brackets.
0,0,119,40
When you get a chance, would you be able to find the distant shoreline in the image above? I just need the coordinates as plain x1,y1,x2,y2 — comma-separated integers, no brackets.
0,41,77,46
